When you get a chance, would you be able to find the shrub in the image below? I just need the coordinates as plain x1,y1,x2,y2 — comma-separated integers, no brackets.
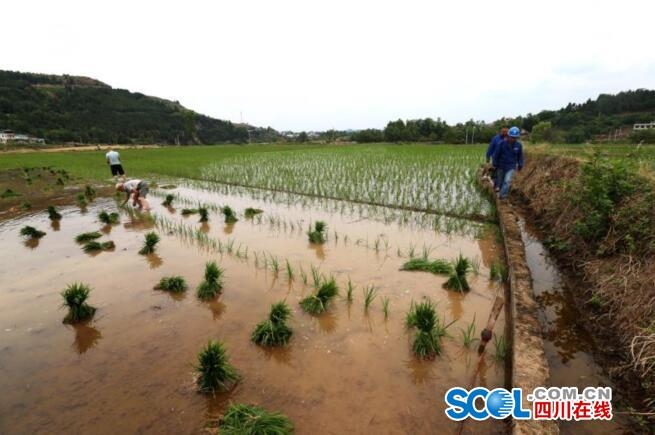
195,340,239,393
218,403,293,435
252,301,293,346
300,277,338,314
307,221,327,244
154,276,188,292
20,225,46,238
61,283,96,323
197,261,224,299
138,231,160,255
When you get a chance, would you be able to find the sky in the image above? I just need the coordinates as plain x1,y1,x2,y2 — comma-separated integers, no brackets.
2,0,654,131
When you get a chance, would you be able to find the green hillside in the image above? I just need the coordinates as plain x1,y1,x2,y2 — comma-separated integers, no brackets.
0,70,251,144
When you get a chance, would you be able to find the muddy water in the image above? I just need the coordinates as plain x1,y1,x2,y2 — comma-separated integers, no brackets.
1,184,506,434
519,219,633,435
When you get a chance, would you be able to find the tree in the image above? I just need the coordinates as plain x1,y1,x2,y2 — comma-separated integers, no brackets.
296,131,308,143
531,121,554,142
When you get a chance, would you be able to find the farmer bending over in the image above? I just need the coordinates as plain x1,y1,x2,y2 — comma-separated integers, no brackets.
492,126,524,200
116,179,151,211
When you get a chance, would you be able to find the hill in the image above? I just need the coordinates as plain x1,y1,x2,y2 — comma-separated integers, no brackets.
0,70,254,144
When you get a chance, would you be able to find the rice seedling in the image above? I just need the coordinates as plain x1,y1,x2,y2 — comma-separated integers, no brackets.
84,185,96,198
47,206,62,220
20,226,46,239
218,403,294,435
198,206,209,222
244,207,263,218
162,194,175,206
400,257,452,275
493,334,508,360
197,261,224,299
346,278,354,302
299,266,308,285
98,211,120,224
382,296,390,319
251,301,293,346
75,231,102,243
310,265,321,288
405,299,452,359
181,208,198,215
363,285,377,312
195,340,239,393
82,241,115,252
461,314,478,348
76,193,87,207
61,283,96,323
307,220,327,244
300,277,338,315
154,276,188,292
269,256,280,275
444,254,472,292
222,206,238,223
490,262,508,282
285,259,294,282
138,231,160,255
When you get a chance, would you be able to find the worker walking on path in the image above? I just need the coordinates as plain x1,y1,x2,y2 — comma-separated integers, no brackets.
106,147,126,181
492,126,524,200
116,179,151,211
485,127,508,190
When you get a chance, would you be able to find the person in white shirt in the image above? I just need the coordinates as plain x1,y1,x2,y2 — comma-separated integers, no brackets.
116,179,151,211
105,148,125,181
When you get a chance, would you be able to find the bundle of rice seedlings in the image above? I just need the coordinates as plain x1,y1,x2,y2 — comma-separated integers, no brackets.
84,185,96,199
138,231,160,255
47,206,62,220
76,193,87,207
181,208,198,215
61,283,96,323
299,277,338,314
198,206,209,222
98,211,120,224
251,301,293,346
307,221,327,244
162,194,174,206
406,299,452,359
197,261,224,299
244,207,264,218
218,403,294,435
443,254,472,292
400,257,452,275
222,206,238,223
489,262,508,282
195,340,239,393
82,241,115,252
20,226,46,239
75,231,102,243
154,276,188,292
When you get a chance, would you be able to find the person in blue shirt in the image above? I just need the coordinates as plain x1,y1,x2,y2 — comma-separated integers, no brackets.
492,126,524,199
485,127,508,189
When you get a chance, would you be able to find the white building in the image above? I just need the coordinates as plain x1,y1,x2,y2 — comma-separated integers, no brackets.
633,121,655,130
0,130,15,143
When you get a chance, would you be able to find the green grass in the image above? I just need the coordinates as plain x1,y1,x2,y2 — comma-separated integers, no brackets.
154,276,188,292
138,231,160,255
251,301,293,347
195,340,239,393
20,225,46,238
218,403,294,435
400,257,452,274
75,231,102,242
197,261,224,299
61,283,96,323
300,277,338,315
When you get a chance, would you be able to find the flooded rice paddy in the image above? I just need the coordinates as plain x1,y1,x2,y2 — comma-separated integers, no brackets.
1,180,507,434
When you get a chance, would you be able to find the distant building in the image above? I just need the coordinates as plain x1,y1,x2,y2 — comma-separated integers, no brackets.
0,129,45,144
633,121,655,130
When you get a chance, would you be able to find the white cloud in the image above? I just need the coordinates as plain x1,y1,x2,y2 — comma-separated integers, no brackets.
2,0,654,130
